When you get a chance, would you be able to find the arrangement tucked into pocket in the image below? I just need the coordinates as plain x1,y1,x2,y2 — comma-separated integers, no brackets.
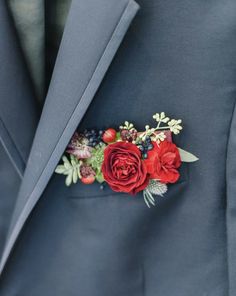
55,112,198,207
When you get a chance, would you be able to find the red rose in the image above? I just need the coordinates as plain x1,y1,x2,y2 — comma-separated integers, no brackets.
144,140,181,183
102,142,149,194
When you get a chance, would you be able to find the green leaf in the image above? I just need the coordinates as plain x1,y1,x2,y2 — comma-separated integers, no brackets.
116,132,121,141
77,166,82,178
66,172,73,186
73,168,78,184
62,156,72,169
55,155,82,186
88,145,105,171
71,158,77,167
96,171,105,183
55,165,66,174
62,155,70,164
178,148,199,162
64,161,72,170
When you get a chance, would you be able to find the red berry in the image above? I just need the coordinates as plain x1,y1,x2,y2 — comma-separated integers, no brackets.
81,176,95,184
102,128,117,143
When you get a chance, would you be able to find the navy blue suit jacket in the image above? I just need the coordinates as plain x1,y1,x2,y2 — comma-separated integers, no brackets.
0,1,236,295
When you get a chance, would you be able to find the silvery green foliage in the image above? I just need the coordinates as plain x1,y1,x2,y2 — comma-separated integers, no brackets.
55,155,82,186
143,180,168,208
178,148,199,162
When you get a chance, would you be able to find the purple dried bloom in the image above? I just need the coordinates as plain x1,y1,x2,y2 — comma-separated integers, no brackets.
66,132,92,159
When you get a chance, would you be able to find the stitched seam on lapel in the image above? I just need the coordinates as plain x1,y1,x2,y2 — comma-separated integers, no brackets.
0,0,139,275
26,0,138,197
0,117,24,178
225,96,236,296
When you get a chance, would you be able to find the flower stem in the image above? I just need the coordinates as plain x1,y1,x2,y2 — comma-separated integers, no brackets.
155,126,170,130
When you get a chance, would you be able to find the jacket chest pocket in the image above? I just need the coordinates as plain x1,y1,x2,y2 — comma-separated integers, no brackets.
61,162,189,200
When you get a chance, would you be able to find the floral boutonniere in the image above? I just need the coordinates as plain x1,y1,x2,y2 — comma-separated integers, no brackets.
55,112,198,207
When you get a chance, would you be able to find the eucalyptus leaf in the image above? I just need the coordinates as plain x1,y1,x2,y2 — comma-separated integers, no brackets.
178,148,199,162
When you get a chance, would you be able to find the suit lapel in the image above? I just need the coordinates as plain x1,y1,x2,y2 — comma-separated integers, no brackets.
0,119,24,178
0,1,38,178
0,0,139,273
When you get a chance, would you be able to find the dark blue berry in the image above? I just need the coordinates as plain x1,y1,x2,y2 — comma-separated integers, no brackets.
139,146,144,152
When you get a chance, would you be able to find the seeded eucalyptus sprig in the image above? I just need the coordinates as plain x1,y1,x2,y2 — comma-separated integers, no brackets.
137,112,183,143
153,112,183,135
119,121,136,131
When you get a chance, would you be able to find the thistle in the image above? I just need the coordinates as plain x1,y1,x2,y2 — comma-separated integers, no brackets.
143,180,168,208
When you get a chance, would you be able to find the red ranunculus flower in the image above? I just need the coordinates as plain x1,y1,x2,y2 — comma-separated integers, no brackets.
102,142,149,194
144,140,181,183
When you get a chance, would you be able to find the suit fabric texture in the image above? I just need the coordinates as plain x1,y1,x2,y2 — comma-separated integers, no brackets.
0,0,38,261
0,0,236,295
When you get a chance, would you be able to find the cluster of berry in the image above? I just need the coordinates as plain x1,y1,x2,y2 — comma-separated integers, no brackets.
84,128,118,146
84,129,104,147
137,137,154,159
